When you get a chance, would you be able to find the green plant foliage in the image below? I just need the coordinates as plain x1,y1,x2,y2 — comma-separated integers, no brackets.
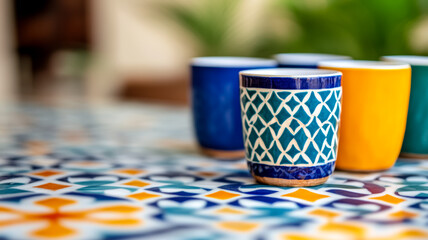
160,0,427,59
271,0,426,59
159,0,243,56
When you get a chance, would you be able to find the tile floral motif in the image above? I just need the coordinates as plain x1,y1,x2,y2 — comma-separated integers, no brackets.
0,104,426,239
0,196,143,239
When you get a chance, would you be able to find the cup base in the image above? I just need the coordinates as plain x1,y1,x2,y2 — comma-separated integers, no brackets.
200,147,245,160
400,152,428,159
253,175,329,187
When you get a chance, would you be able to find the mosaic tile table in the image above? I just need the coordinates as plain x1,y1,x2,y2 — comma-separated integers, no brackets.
0,103,427,240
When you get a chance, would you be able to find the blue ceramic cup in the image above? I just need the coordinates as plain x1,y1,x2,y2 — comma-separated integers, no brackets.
382,55,428,158
240,68,342,186
274,53,351,68
191,57,277,159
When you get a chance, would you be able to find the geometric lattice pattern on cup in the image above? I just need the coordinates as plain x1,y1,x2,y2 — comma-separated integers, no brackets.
240,87,342,166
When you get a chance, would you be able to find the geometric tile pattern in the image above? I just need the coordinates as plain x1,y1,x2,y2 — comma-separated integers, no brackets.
240,87,341,166
0,104,426,240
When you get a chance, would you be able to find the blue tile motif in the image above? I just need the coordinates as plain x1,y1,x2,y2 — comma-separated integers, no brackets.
240,88,342,167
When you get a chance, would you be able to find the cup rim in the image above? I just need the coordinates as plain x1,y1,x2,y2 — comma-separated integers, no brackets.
318,60,410,70
239,68,342,78
381,55,428,66
191,56,277,68
273,53,351,66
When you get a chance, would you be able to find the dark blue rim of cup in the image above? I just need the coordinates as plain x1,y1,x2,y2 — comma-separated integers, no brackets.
273,53,351,67
191,56,277,68
240,68,342,90
381,55,428,66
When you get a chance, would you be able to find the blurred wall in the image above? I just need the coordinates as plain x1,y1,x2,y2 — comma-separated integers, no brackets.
89,0,191,101
89,0,267,101
0,0,17,103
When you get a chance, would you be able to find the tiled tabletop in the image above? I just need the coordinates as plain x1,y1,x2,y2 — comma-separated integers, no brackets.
0,103,427,240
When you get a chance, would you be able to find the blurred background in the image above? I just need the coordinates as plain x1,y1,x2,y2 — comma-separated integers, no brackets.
0,0,427,105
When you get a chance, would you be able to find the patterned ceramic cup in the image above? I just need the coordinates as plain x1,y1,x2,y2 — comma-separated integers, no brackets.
319,60,411,171
274,53,351,68
381,56,428,158
239,68,342,187
192,57,277,159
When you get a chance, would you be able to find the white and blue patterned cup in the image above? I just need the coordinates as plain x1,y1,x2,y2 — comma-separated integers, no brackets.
239,69,342,187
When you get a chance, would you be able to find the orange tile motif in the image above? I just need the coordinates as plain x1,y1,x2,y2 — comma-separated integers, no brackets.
218,221,259,232
282,189,330,202
370,194,405,204
0,197,142,238
30,170,63,177
128,192,160,201
281,234,327,240
389,210,418,219
37,197,75,209
122,180,150,188
283,222,364,240
205,190,240,200
320,222,365,237
197,172,218,177
215,207,246,215
25,140,51,156
388,230,428,240
35,183,70,191
282,222,428,240
309,209,340,219
114,169,145,175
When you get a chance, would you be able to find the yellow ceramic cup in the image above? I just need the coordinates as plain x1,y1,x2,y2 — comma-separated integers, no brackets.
318,60,411,172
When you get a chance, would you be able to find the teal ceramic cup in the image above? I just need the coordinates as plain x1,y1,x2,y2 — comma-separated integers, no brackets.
382,55,428,157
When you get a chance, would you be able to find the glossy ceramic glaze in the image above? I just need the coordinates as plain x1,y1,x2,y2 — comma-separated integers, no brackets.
274,53,351,68
191,57,277,159
382,56,428,157
319,60,411,171
240,68,342,186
